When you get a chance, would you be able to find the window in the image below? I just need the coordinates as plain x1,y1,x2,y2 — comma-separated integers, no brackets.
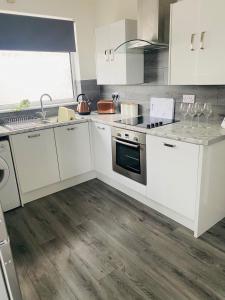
0,50,75,109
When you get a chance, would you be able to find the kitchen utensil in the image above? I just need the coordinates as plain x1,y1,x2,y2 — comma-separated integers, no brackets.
150,98,175,119
121,103,139,118
58,107,76,122
203,103,213,128
77,94,91,115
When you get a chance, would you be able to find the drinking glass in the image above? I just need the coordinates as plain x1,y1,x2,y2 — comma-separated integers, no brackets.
203,103,213,128
179,103,188,127
187,104,195,128
193,102,203,127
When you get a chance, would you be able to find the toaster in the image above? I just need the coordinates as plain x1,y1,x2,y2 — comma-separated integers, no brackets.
97,100,115,114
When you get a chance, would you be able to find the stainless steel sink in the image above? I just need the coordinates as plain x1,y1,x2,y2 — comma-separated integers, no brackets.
4,118,55,131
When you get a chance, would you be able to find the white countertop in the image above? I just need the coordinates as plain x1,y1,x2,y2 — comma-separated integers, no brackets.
1,112,225,146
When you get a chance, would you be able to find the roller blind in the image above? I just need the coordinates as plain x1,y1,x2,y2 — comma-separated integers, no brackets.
0,13,76,52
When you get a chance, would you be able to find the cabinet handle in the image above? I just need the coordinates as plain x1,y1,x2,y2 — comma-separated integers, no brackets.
97,126,105,130
105,50,110,62
163,143,176,148
28,133,41,138
200,31,206,50
190,33,196,51
110,49,115,61
67,127,76,131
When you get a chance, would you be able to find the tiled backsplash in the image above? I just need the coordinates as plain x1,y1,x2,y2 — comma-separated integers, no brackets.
1,77,225,123
100,84,225,121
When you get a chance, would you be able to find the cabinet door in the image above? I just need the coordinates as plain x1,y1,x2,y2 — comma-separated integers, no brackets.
96,25,111,85
169,0,200,85
54,123,92,181
147,136,199,220
96,19,143,85
197,0,225,84
92,122,112,177
110,19,144,85
10,129,60,194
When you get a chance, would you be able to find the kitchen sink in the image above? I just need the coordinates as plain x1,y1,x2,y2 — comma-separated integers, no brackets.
4,118,56,131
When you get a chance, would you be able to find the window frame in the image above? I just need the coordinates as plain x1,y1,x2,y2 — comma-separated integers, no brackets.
0,51,78,112
0,11,79,112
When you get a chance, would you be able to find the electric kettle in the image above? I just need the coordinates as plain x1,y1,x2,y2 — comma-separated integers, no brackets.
76,94,91,115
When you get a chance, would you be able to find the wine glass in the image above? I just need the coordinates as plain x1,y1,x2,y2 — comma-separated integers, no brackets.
179,103,188,127
193,102,203,127
203,103,213,128
187,104,196,128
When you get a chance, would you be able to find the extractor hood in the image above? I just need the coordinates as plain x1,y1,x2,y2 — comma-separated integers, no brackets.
114,0,177,53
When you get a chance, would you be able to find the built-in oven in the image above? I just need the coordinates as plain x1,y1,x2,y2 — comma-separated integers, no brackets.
112,127,146,185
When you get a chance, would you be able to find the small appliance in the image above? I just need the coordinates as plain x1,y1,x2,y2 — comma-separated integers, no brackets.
77,94,91,115
97,100,115,114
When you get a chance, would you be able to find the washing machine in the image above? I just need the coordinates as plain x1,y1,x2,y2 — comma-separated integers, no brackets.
0,140,20,212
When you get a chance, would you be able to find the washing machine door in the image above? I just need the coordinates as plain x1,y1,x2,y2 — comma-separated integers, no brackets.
0,158,9,190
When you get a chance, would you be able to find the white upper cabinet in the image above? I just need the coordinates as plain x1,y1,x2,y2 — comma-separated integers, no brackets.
197,0,225,84
96,19,144,85
54,123,92,181
169,0,200,85
169,0,225,85
10,129,60,194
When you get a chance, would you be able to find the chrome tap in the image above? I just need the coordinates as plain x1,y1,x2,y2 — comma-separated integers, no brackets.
39,94,53,121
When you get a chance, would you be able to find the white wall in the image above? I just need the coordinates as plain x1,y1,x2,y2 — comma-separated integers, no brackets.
0,0,96,80
95,0,137,27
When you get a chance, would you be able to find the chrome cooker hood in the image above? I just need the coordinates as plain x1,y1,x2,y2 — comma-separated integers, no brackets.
115,0,177,53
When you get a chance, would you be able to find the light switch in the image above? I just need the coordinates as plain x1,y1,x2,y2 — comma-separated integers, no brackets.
183,94,196,104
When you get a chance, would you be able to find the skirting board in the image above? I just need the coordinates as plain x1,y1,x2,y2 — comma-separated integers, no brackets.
96,171,195,232
20,170,96,205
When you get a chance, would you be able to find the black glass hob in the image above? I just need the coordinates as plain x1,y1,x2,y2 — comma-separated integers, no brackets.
115,116,178,129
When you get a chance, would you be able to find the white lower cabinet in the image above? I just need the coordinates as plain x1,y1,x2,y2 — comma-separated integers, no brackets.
10,129,60,194
146,135,200,220
54,123,92,181
92,122,113,177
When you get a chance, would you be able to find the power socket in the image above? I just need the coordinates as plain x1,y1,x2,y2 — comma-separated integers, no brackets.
183,95,196,104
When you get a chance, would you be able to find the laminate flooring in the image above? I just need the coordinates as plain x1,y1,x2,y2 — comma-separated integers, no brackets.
5,179,225,300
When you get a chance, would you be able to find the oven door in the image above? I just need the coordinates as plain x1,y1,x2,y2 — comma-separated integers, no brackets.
112,137,146,185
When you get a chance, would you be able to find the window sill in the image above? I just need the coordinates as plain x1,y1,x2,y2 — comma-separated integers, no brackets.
0,101,78,114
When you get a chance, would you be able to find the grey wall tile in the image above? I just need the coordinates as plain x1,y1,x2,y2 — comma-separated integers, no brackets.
100,83,225,119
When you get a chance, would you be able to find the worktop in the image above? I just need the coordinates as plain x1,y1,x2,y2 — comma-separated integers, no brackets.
1,112,225,146
79,113,225,146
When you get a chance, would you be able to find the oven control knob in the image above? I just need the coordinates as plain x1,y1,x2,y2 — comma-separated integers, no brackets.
155,122,159,127
159,121,163,126
117,133,121,137
147,124,151,129
134,137,139,142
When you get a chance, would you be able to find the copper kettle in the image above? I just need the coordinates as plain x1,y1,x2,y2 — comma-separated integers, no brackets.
76,94,91,115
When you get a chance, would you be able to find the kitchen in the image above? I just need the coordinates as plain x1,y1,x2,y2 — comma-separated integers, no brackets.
0,0,225,299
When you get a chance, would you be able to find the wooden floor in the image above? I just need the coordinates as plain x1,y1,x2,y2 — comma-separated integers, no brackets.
5,179,225,300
